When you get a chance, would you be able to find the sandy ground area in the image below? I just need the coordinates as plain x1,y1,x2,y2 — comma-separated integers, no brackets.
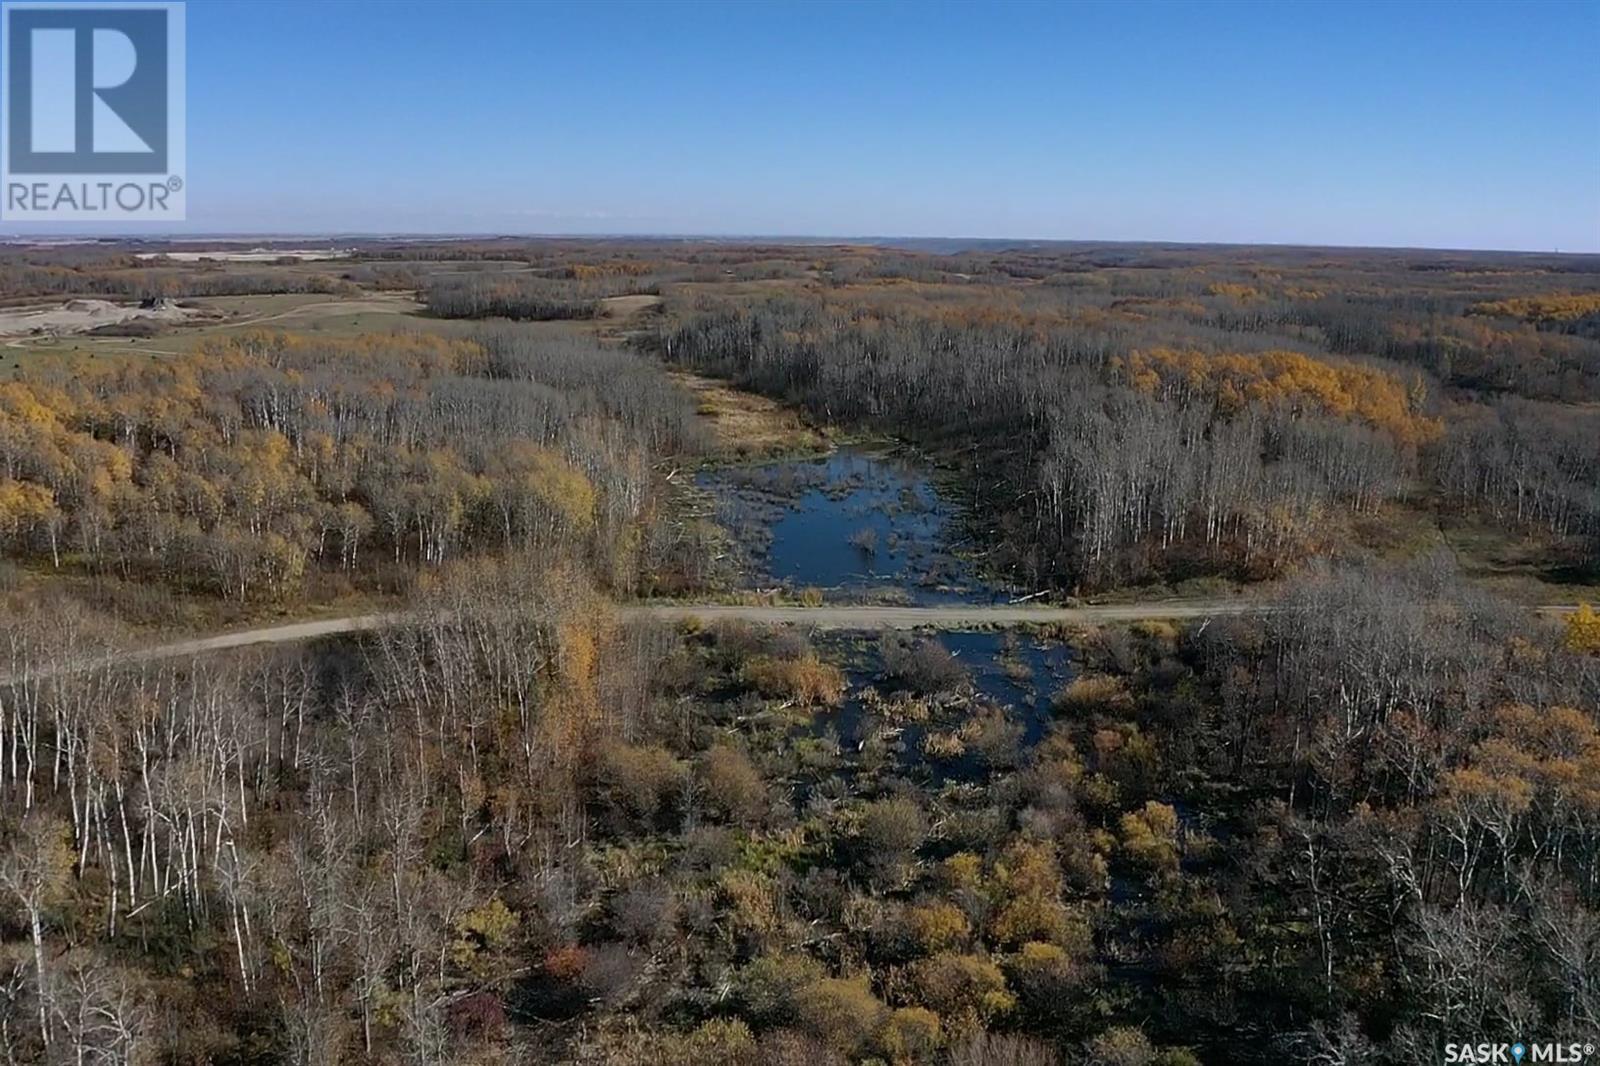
0,298,215,338
134,249,351,262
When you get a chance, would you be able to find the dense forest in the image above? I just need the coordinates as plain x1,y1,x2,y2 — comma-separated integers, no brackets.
0,326,698,612
0,238,1597,1065
423,276,659,322
653,250,1600,591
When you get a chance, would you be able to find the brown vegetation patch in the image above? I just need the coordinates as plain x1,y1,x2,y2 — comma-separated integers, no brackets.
671,370,829,460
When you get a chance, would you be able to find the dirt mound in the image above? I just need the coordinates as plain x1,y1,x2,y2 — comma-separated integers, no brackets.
0,298,207,338
62,298,118,314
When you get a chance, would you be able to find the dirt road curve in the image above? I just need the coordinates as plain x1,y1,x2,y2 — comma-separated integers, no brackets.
29,601,1253,674
111,613,408,665
4,599,1577,681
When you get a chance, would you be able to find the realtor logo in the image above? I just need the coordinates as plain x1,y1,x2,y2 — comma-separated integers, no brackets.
2,1,185,219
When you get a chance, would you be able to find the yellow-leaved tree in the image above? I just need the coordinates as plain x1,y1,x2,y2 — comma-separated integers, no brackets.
1566,603,1600,655
0,479,60,565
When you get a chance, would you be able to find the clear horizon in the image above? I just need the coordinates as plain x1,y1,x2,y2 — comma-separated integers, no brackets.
7,231,1600,258
4,0,1597,252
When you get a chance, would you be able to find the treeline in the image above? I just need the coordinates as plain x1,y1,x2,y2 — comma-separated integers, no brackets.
1432,399,1600,543
658,295,1437,588
821,253,1600,403
0,328,699,602
0,262,358,302
424,276,660,321
1280,293,1600,403
1470,291,1600,329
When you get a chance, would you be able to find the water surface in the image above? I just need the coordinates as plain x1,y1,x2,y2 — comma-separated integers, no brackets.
697,447,1008,604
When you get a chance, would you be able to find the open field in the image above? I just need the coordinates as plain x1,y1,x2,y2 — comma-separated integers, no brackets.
0,253,673,372
598,292,663,316
0,290,428,368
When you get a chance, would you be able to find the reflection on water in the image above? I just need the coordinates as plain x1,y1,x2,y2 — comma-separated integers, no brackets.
697,447,1007,604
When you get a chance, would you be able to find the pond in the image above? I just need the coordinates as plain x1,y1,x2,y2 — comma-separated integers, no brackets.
696,446,1009,604
807,629,1075,785
698,445,1075,781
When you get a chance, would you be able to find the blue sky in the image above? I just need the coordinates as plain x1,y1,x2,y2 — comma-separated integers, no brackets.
23,0,1600,249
